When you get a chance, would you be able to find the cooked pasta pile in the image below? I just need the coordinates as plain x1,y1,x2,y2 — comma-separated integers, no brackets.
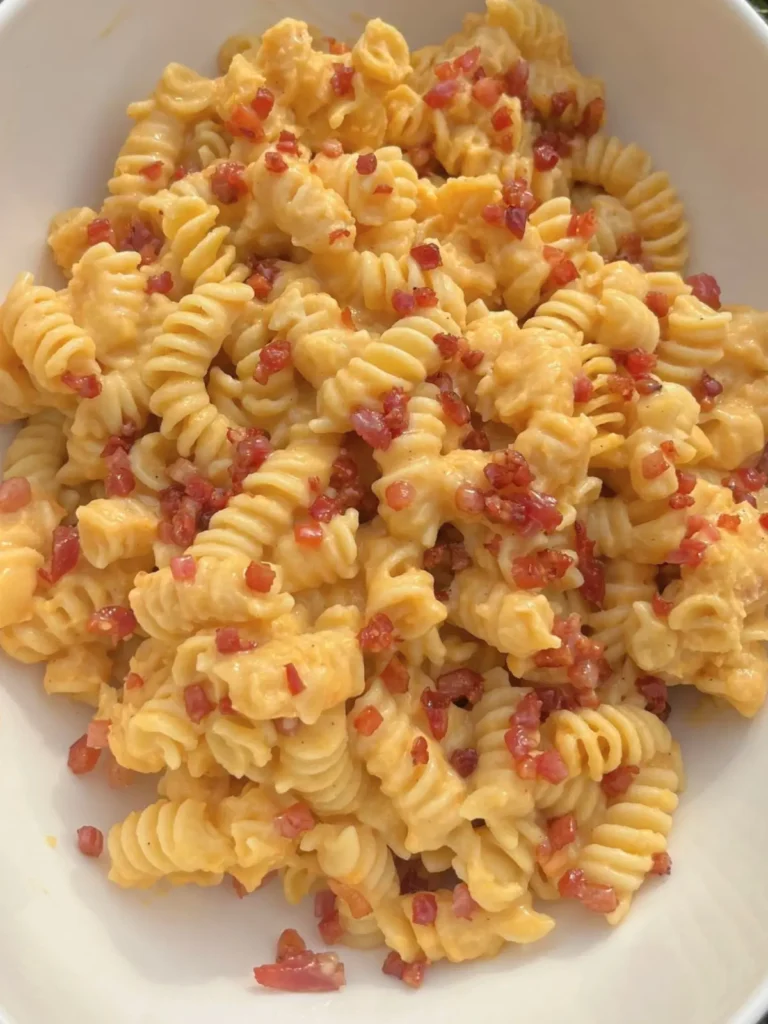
2,0,767,992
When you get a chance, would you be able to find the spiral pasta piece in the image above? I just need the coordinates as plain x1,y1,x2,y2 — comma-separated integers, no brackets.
273,509,359,593
362,527,447,640
301,820,400,912
77,497,159,569
108,103,186,196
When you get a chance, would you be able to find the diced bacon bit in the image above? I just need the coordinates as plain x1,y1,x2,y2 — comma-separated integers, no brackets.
0,477,31,513
214,627,256,654
382,951,427,988
548,812,577,851
350,406,392,450
558,868,586,899
254,946,346,993
264,150,288,174
615,231,644,265
717,512,741,532
317,910,344,944
353,705,383,736
411,242,442,271
307,494,339,523
77,825,104,858
86,606,137,640
652,592,673,618
666,536,708,568
86,719,110,749
124,671,144,691
614,347,658,379
450,747,479,777
484,488,563,536
104,447,136,498
119,216,163,264
472,76,503,107
482,203,506,226
391,288,416,317
225,104,265,140
459,347,482,373
533,136,560,171
276,130,300,155
491,105,513,131
283,662,306,697
485,448,534,490
567,209,597,240
38,525,80,585
184,683,215,723
635,675,670,720
436,667,484,706
210,161,249,204
351,152,378,178
544,255,579,291
760,513,768,532
331,62,356,97
245,560,276,592
453,46,481,74
385,480,415,510
381,654,410,694
574,521,606,606
274,802,316,840
573,374,594,403
411,736,429,765
219,696,235,715
315,889,337,921
411,892,438,925
170,554,196,582
600,764,639,798
327,36,350,55
231,875,249,898
635,375,662,396
549,88,576,120
439,389,471,426
642,449,670,480
668,471,697,511
462,428,490,452
61,372,102,399
693,371,724,411
504,59,530,97
333,881,373,921
145,268,175,297
105,756,134,789
413,286,438,309
251,86,275,120
253,338,292,385
382,386,410,438
650,852,672,876
535,750,569,783
645,291,671,318
101,418,138,456
576,96,605,137
140,160,164,181
228,427,272,491
68,735,101,775
505,206,528,239
449,882,479,922
427,371,455,393
87,217,116,247
171,166,188,182
686,272,722,310
581,883,619,914
424,702,449,741
605,373,635,402
424,79,461,110
511,549,574,590
277,928,307,963
319,139,344,162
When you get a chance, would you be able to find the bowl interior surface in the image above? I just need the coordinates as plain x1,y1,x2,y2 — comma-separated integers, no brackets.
0,0,767,1022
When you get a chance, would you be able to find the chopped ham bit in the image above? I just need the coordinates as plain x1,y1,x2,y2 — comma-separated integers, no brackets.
381,655,409,693
574,521,606,607
0,477,31,513
717,513,741,532
353,705,383,736
642,449,670,480
225,104,264,140
76,826,104,858
374,184,394,195
573,374,594,403
68,735,101,775
184,684,215,723
615,232,643,264
411,736,429,765
462,427,490,450
285,663,305,696
413,286,437,308
472,77,503,107
452,882,479,920
504,60,530,98
381,386,409,438
533,137,560,171
391,288,416,317
544,256,578,290
436,667,484,705
505,206,528,238
600,764,639,798
548,813,577,851
253,951,345,992
558,868,586,899
170,555,196,581
491,105,513,131
62,372,102,399
214,627,256,654
245,561,276,592
482,203,505,226
146,271,174,295
652,593,673,618
567,209,597,240
650,852,672,876
318,911,344,944
315,890,337,920
104,448,136,498
645,291,671,318
273,802,315,839
411,242,442,270
424,80,460,109
693,371,724,411
276,131,299,155
355,152,378,175
535,750,569,783
85,720,110,750
38,526,80,584
86,606,137,640
321,139,343,158
140,160,164,180
264,151,288,174
308,494,339,522
454,483,486,514
253,339,291,385
330,63,355,97
219,696,235,715
350,407,392,450
329,228,351,244
576,97,605,137
424,705,448,741
635,675,670,720
124,672,144,690
686,272,721,310
411,892,438,925
210,161,248,204
439,390,471,425
87,217,116,247
385,481,415,510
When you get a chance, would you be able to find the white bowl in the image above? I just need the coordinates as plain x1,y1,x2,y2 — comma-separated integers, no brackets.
1,0,767,1022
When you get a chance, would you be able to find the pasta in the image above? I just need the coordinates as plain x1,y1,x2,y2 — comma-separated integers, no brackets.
1,0,765,992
